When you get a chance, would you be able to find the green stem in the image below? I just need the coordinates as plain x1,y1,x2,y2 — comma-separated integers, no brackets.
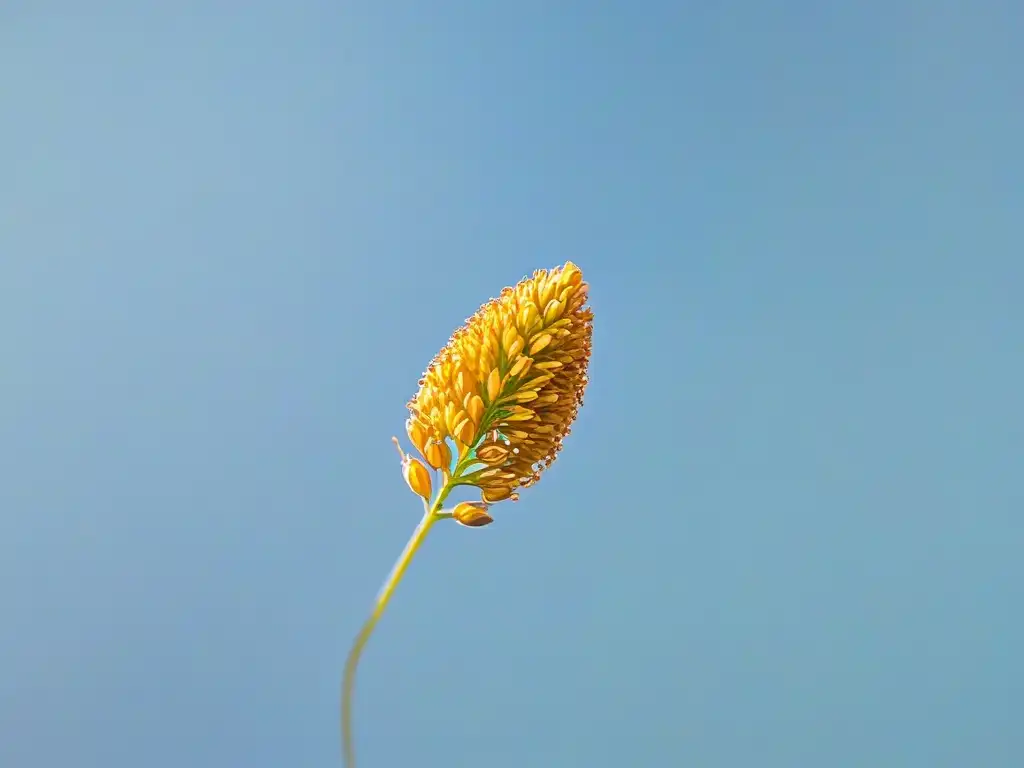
341,505,441,767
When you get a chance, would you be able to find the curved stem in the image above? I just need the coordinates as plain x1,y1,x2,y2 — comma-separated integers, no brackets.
341,509,439,767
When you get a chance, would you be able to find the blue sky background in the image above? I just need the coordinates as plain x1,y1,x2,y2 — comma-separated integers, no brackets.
2,3,1022,766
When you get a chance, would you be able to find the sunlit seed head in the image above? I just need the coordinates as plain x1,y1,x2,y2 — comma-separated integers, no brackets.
405,262,592,505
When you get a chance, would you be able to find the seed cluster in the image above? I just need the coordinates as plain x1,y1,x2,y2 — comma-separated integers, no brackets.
406,262,592,503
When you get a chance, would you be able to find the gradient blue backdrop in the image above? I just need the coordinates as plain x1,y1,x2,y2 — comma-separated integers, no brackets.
3,3,1021,766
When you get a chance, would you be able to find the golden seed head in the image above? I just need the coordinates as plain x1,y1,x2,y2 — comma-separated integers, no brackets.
406,261,592,504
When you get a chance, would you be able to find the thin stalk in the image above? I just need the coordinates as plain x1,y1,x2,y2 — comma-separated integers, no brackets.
341,507,438,766
342,447,465,765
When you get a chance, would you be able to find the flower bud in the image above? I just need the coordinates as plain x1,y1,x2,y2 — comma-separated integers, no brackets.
402,457,433,500
452,501,494,528
453,418,476,447
406,419,429,455
481,485,514,503
423,438,451,471
466,394,485,425
475,443,511,465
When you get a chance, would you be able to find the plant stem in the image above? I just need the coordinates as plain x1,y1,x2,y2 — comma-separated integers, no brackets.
341,509,439,767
